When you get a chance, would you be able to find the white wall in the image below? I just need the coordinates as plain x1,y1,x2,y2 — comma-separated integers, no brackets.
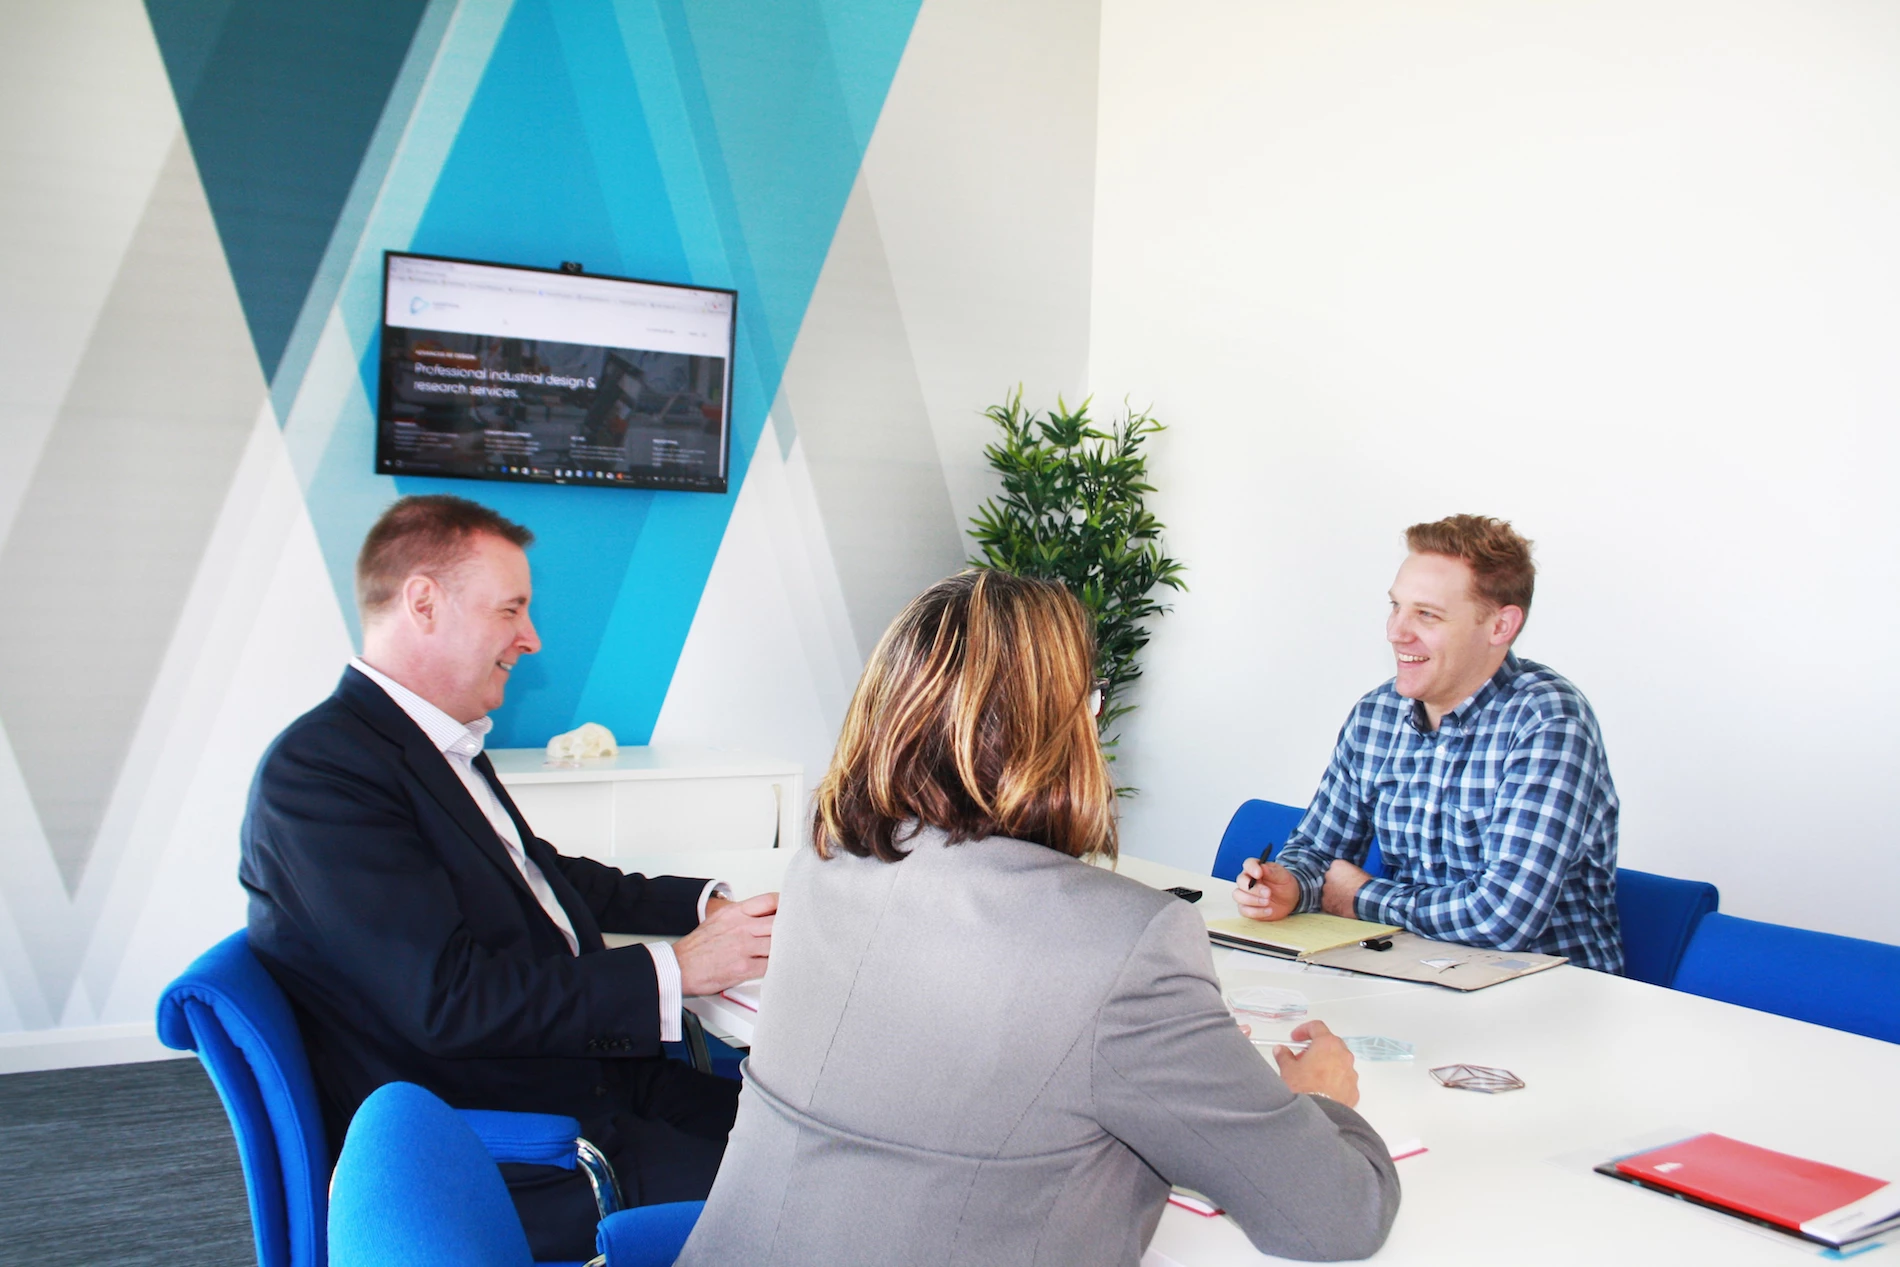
1092,0,1900,943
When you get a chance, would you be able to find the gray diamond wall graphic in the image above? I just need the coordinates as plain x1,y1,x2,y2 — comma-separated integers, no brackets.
0,133,265,895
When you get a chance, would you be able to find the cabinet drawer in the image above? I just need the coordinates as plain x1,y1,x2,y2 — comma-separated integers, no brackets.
611,777,784,853
508,781,615,862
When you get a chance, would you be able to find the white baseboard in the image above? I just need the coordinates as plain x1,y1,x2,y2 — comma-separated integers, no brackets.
0,1022,190,1075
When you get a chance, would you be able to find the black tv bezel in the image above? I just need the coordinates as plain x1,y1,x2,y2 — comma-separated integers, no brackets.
374,249,738,495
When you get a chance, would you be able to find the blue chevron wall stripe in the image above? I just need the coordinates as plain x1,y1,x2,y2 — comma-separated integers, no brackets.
242,0,922,747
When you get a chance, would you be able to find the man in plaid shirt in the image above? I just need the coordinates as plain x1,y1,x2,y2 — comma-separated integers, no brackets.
1232,516,1623,973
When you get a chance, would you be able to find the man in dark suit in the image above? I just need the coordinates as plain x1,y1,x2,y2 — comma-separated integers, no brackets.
240,494,776,1261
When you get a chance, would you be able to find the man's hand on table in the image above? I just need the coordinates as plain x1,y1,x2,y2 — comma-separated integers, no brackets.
1233,858,1301,921
1320,859,1371,918
1273,1020,1360,1108
675,892,777,996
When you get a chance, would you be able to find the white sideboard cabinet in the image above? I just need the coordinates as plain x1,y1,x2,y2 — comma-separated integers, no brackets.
489,747,802,861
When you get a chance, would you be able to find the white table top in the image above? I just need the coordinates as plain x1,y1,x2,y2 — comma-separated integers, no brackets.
611,847,1900,1266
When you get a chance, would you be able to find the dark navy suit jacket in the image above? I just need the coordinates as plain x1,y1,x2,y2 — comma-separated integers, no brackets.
239,667,710,1150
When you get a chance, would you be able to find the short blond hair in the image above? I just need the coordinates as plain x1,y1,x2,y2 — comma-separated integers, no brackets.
813,570,1117,864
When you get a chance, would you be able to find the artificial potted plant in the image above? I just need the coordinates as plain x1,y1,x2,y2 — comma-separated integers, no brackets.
967,389,1185,775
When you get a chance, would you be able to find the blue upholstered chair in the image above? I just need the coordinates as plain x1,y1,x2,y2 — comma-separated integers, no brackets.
1613,868,1719,987
330,1082,702,1267
1211,800,1308,882
1211,799,1383,883
1672,914,1900,1045
157,932,625,1267
156,933,333,1267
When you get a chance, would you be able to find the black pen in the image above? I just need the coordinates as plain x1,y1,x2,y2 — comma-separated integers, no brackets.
1243,847,1271,888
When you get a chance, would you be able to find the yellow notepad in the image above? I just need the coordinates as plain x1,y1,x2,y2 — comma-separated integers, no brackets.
1206,913,1401,959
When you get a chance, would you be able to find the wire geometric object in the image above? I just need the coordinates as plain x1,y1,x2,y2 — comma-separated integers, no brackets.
1430,1064,1525,1093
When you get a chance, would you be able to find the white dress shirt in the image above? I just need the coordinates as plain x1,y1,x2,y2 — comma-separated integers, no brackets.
350,658,719,1043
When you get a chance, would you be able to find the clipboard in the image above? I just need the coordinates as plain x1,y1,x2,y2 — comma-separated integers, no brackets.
1207,917,1567,990
1205,913,1400,959
1303,932,1566,990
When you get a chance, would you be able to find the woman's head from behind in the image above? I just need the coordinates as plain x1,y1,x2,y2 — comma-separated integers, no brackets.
815,569,1117,863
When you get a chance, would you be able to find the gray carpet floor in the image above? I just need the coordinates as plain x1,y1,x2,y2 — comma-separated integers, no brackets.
0,1056,252,1266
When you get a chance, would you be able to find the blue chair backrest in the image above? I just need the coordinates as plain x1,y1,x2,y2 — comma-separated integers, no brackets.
1211,799,1384,883
156,931,329,1267
330,1082,534,1267
1614,868,1719,987
1674,913,1900,1045
1211,800,1308,882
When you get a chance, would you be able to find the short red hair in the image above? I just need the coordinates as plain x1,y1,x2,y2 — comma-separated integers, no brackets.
1404,515,1535,617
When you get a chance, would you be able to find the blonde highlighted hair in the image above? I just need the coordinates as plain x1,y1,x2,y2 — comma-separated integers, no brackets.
813,570,1117,863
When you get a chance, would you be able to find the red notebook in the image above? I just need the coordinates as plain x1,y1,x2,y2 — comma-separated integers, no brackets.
1608,1133,1900,1247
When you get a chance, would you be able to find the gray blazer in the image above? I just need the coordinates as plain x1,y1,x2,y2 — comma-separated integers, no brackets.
678,829,1401,1266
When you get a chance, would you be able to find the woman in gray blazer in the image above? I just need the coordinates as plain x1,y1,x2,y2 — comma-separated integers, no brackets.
680,571,1400,1266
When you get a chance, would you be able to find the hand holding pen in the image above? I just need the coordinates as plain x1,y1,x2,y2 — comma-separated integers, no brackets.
1234,855,1301,922
1268,1021,1361,1107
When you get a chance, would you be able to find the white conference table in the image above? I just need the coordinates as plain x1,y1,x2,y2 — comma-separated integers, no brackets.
610,848,1900,1266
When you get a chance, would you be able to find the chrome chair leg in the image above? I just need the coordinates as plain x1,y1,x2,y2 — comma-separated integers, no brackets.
575,1135,625,1218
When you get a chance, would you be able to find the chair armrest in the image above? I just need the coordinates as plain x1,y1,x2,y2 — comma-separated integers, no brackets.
457,1109,623,1217
595,1202,704,1267
681,1009,712,1074
458,1109,626,1219
456,1109,580,1169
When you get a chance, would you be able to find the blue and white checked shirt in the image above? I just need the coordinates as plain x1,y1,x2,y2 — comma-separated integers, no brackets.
1276,653,1624,973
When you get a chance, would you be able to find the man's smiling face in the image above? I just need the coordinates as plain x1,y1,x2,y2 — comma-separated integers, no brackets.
1385,551,1513,721
431,532,539,723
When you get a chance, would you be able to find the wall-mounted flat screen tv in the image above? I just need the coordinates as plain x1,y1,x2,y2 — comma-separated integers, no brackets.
376,251,736,493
